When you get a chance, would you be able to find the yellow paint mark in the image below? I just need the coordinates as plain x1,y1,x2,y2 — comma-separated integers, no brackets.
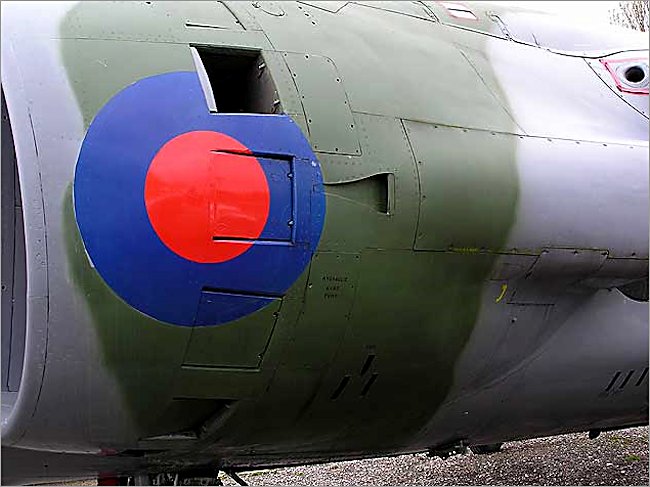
495,283,508,303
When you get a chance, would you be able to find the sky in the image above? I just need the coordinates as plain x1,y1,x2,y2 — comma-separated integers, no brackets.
494,1,622,26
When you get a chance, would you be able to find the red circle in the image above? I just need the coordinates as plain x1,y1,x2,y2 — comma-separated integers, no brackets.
144,131,270,263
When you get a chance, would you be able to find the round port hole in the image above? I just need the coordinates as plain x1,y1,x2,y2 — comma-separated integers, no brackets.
624,65,645,84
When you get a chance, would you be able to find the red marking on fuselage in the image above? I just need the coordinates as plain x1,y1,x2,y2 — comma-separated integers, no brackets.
600,57,649,95
144,131,270,263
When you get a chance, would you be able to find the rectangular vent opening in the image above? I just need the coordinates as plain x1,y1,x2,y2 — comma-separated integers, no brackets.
193,46,281,114
359,354,376,376
330,375,351,400
360,373,378,397
636,368,648,387
619,370,635,389
605,371,621,392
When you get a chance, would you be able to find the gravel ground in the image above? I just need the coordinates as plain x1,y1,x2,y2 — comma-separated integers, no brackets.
219,426,649,486
58,426,648,486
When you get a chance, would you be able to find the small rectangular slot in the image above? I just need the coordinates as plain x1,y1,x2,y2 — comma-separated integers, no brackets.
619,370,635,389
359,354,376,376
212,236,292,247
330,375,350,400
211,149,293,161
193,46,281,114
185,22,229,30
201,287,282,299
604,371,621,392
635,368,648,387
360,373,379,397
195,289,279,326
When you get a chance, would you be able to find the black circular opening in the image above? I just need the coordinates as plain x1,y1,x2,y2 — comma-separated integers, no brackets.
624,65,645,84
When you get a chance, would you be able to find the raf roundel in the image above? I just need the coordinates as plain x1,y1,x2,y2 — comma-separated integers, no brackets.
144,131,270,264
74,71,325,327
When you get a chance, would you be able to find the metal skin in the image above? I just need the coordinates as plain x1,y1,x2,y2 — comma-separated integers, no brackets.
1,1,648,483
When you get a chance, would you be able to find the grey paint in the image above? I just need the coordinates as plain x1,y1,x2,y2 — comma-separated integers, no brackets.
417,287,648,449
487,39,648,142
508,137,648,258
1,17,52,447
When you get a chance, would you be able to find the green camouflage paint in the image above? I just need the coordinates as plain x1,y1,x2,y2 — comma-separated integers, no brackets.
62,185,191,438
59,1,519,457
59,3,284,441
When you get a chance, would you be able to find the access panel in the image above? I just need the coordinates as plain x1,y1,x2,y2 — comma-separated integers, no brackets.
283,52,361,155
405,122,518,252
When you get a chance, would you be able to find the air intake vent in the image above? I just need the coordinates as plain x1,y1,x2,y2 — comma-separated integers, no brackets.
192,46,281,114
325,173,392,214
1,87,26,395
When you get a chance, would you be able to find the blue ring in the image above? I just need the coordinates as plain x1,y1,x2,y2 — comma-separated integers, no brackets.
74,71,325,326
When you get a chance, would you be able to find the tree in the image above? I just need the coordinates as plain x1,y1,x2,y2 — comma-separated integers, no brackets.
610,1,649,32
